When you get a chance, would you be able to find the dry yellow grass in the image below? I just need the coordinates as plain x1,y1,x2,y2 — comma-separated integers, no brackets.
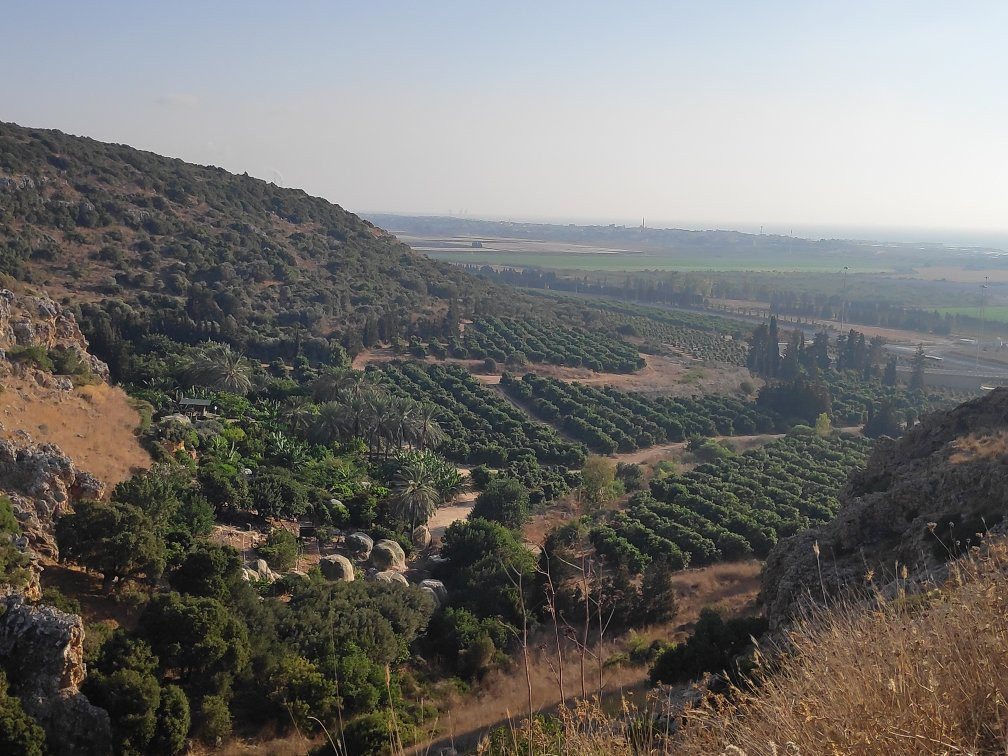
676,539,1008,755
0,376,150,488
474,540,1008,755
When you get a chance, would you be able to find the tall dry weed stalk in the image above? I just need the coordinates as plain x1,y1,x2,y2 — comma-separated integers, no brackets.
478,538,1008,755
677,538,1008,755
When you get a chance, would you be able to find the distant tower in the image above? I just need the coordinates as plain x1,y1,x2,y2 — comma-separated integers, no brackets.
641,216,645,231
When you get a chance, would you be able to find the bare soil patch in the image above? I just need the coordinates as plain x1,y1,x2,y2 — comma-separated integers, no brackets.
0,376,150,489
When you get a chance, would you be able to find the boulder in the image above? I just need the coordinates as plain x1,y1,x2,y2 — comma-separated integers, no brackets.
371,539,406,571
251,559,279,582
412,524,432,550
420,586,441,608
420,579,447,604
346,532,373,559
320,554,355,582
374,570,409,585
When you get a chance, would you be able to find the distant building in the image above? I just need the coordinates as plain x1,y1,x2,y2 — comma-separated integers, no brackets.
178,397,215,419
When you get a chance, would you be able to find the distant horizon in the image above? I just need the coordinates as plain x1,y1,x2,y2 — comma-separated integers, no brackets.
4,2,1006,237
362,210,1008,253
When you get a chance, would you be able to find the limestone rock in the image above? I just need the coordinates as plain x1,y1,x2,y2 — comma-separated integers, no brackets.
0,290,109,381
371,539,406,571
0,439,104,561
412,524,432,550
346,531,373,559
0,589,111,754
374,570,409,585
420,586,441,608
420,579,447,604
320,554,355,582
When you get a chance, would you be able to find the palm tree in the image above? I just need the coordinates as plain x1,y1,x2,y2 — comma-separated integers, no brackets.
309,402,347,445
182,342,253,395
410,403,447,450
312,368,366,403
388,455,440,530
281,397,318,438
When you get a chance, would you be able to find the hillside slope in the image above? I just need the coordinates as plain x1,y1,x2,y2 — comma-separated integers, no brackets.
0,121,517,368
762,387,1008,627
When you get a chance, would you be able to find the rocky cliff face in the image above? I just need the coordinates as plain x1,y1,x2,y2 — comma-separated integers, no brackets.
0,439,104,563
762,388,1008,628
0,288,109,383
0,589,111,754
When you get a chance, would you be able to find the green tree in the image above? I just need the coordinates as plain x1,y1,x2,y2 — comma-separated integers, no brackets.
387,454,441,530
257,529,299,572
470,477,530,530
152,685,190,755
266,654,340,732
439,518,536,626
138,593,250,694
196,695,231,744
56,500,166,592
85,668,161,756
197,462,251,515
169,543,246,602
580,455,617,505
0,670,45,756
181,341,253,395
883,355,899,386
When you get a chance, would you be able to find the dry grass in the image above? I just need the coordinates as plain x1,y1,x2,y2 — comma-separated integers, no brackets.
0,376,150,488
676,539,1008,755
948,431,1008,465
409,561,761,755
471,540,1008,755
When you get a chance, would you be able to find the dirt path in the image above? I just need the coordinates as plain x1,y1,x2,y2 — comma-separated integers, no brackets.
428,496,477,541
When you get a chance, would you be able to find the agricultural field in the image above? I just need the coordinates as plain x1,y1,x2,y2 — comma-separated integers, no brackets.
500,373,776,453
451,316,645,373
374,361,585,501
824,372,967,426
595,433,871,572
606,314,750,365
936,306,1008,325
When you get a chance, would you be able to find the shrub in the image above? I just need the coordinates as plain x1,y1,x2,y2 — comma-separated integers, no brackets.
257,529,298,572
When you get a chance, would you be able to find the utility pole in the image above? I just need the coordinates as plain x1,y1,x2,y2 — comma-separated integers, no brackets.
839,266,849,336
977,275,989,367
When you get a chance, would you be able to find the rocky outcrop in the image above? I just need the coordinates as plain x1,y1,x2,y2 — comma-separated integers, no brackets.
762,388,1008,629
371,539,407,572
320,554,355,582
0,289,109,382
0,589,111,754
0,439,104,560
245,558,282,583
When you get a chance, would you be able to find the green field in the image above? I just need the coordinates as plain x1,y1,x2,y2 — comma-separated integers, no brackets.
426,250,894,273
937,306,1008,324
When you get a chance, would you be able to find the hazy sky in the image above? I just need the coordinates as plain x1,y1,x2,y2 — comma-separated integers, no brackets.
3,1,1007,235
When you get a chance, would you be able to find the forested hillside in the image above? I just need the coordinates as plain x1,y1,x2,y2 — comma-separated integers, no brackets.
0,122,518,369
